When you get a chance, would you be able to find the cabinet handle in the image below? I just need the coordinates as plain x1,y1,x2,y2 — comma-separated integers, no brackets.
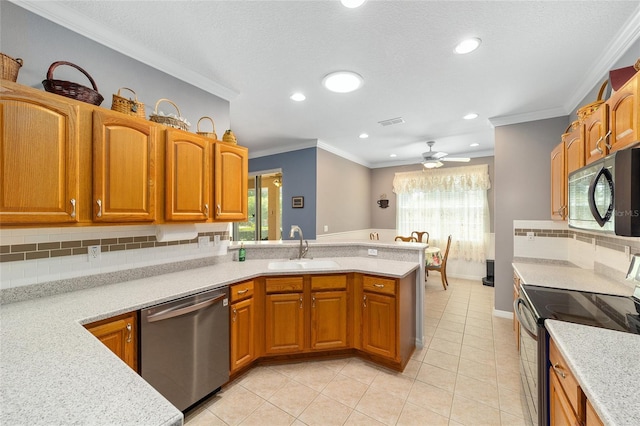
217,204,222,215
232,308,237,322
603,130,612,150
312,296,316,308
204,203,209,216
552,363,567,379
363,294,367,308
96,199,102,218
70,199,76,218
373,284,385,288
299,296,303,309
237,289,249,295
126,323,132,343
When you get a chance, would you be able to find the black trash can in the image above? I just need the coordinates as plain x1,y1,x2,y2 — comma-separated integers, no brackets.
482,259,494,287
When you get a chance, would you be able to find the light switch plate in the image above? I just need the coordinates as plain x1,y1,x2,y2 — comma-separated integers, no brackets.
368,248,378,256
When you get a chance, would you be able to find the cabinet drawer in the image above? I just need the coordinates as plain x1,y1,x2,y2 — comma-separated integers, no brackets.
363,275,396,296
230,280,254,302
549,338,582,412
266,276,304,293
311,274,347,291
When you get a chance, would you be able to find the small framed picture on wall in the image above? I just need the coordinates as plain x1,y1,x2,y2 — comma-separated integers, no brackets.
292,196,304,208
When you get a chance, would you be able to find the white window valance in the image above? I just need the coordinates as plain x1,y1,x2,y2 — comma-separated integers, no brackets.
392,164,491,194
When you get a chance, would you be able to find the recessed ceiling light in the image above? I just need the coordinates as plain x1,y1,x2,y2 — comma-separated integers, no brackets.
341,0,367,8
470,143,480,147
463,113,478,120
322,71,363,93
390,154,397,158
359,133,369,139
454,37,481,54
290,93,306,101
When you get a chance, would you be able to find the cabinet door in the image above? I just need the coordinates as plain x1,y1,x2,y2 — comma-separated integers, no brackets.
230,297,254,372
213,143,248,221
583,105,609,165
513,271,520,352
549,367,579,426
550,142,567,220
85,312,137,372
608,73,638,153
311,291,348,350
362,291,396,359
0,95,79,223
165,129,210,221
586,399,604,426
564,123,584,174
265,292,304,354
93,110,156,222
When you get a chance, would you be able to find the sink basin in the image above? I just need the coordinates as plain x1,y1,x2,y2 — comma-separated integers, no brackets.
267,259,340,271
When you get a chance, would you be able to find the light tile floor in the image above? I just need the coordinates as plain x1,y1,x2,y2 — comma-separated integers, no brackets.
184,277,525,425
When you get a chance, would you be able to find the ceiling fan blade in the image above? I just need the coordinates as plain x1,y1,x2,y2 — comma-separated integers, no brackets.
431,151,448,159
442,157,470,162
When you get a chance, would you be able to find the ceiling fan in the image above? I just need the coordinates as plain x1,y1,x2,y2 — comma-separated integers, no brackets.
421,141,470,169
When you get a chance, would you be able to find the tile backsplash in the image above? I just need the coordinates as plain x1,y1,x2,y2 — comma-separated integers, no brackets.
0,223,230,290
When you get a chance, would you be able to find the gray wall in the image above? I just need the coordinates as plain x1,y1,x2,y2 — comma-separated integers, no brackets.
249,148,318,240
316,149,370,236
1,2,230,131
494,117,569,311
370,157,495,232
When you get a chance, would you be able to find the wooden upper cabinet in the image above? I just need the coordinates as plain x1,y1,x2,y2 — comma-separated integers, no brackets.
165,129,210,221
0,93,80,224
583,104,609,165
608,72,638,153
213,142,248,221
93,110,156,222
550,142,567,221
563,122,584,174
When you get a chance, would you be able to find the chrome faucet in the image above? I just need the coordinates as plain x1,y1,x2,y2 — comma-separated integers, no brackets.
289,225,309,259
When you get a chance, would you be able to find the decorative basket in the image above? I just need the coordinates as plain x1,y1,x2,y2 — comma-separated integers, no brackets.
577,80,608,122
149,98,190,131
111,87,145,118
196,116,218,139
222,129,237,144
42,61,104,106
1,53,23,82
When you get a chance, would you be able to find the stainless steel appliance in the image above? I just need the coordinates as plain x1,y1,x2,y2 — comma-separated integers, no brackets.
514,267,640,426
141,288,229,411
568,145,640,236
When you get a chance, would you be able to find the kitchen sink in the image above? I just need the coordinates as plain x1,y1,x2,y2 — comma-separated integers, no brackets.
267,259,340,271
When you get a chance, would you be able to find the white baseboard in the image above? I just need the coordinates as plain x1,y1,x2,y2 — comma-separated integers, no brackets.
493,309,513,319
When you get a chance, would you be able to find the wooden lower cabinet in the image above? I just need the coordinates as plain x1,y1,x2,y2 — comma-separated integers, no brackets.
311,290,348,350
513,270,521,352
549,365,580,426
85,312,137,372
362,291,396,359
586,399,604,426
265,292,305,354
230,297,255,372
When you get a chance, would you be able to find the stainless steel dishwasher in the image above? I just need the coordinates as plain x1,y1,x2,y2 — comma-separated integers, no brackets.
141,287,229,411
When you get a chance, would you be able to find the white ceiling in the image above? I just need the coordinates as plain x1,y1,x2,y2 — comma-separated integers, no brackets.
16,0,640,168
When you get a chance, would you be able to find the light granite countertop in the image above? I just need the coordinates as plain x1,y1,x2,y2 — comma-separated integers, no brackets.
512,261,634,296
0,256,419,426
546,320,640,426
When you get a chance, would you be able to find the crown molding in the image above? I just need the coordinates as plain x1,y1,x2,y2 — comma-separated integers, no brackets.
10,0,239,101
316,141,370,168
248,140,319,159
488,106,568,127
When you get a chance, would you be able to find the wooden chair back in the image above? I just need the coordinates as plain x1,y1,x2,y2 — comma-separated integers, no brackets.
395,235,417,242
411,231,429,244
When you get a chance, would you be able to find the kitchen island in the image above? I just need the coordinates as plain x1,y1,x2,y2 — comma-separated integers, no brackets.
1,248,422,426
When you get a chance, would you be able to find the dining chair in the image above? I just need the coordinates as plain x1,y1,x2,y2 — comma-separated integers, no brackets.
411,231,429,244
426,235,452,290
395,235,417,242
369,232,379,240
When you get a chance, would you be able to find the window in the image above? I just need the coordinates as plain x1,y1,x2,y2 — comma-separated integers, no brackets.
393,165,490,262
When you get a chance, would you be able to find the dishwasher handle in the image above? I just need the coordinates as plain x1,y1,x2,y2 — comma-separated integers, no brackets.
146,293,226,323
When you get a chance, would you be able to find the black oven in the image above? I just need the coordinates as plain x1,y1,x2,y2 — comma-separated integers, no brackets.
515,284,640,426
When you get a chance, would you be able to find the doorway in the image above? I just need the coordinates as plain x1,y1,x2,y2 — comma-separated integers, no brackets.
234,170,282,241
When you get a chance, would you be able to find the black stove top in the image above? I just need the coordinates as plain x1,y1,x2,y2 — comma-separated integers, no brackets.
521,284,640,334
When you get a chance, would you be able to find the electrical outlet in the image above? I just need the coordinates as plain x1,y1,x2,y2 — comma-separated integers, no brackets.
198,236,209,248
214,235,221,245
368,248,378,256
324,225,329,232
88,245,100,261
625,245,631,259
526,232,534,241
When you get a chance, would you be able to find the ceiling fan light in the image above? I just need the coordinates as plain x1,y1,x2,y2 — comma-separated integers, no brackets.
454,37,481,54
322,71,363,93
423,161,443,169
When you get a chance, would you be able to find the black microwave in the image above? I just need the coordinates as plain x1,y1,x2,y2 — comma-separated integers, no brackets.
568,145,640,236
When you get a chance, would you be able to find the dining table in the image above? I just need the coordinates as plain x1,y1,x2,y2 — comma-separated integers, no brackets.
425,246,442,267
